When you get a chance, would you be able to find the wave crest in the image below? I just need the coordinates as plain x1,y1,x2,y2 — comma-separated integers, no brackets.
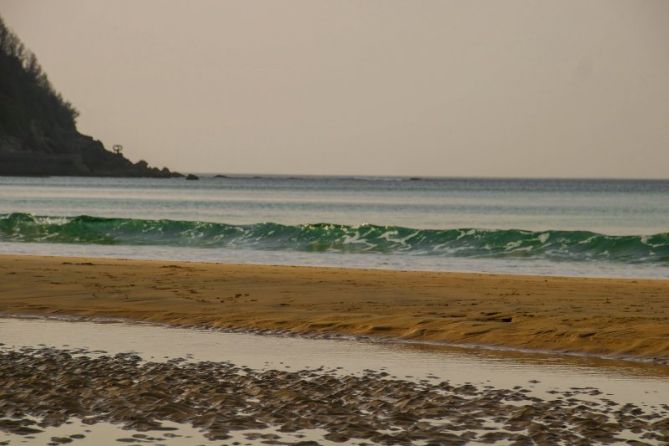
1,213,667,264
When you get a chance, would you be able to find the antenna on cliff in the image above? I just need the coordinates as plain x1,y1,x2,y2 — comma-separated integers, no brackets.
112,144,123,155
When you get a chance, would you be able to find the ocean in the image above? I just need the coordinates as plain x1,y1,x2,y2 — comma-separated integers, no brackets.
0,175,667,278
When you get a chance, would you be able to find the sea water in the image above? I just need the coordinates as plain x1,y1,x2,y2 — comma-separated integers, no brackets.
0,175,667,278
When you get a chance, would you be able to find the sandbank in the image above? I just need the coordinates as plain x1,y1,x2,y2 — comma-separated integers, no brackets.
1,254,668,361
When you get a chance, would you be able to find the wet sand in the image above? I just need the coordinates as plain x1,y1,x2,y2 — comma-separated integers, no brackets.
2,346,668,445
3,317,669,444
1,254,669,361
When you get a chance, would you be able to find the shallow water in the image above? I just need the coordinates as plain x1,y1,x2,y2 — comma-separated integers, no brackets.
2,317,669,445
2,240,667,279
1,317,668,405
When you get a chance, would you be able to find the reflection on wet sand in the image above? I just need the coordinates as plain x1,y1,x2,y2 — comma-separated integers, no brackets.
1,317,669,445
2,346,668,445
396,340,669,379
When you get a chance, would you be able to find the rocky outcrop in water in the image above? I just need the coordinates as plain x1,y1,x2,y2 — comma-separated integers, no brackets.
0,15,180,178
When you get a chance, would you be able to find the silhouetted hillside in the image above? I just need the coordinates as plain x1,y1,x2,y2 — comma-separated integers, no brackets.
0,15,180,177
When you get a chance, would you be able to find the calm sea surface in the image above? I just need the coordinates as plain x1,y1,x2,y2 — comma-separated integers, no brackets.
0,175,667,278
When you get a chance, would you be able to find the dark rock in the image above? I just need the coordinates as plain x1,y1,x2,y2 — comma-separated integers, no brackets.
186,174,199,180
0,17,179,178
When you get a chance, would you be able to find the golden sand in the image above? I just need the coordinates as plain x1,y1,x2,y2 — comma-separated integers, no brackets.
1,254,668,360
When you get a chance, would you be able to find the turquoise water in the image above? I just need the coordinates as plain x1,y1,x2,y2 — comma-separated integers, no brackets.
0,175,667,277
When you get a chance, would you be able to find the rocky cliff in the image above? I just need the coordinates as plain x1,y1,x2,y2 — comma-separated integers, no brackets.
0,15,180,178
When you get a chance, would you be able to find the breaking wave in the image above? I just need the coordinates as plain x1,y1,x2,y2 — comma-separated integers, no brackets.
1,213,667,264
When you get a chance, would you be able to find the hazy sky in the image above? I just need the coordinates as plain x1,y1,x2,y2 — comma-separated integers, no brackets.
1,1,668,177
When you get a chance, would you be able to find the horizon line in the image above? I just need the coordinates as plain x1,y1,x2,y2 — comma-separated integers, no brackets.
188,172,669,182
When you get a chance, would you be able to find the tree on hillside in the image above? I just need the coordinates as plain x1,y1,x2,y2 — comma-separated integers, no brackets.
0,14,79,145
0,14,179,177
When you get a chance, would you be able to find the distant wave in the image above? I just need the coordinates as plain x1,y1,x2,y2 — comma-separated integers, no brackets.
1,213,667,264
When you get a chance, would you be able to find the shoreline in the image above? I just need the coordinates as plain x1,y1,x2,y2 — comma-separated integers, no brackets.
2,241,668,281
1,254,669,362
4,312,669,369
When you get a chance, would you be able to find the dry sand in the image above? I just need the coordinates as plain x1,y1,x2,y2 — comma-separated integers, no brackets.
1,254,668,360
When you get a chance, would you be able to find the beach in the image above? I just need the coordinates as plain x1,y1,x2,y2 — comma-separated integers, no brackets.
2,4,668,441
2,254,668,361
3,339,668,445
1,176,668,444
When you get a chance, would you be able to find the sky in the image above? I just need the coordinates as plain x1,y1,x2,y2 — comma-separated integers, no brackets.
1,0,668,178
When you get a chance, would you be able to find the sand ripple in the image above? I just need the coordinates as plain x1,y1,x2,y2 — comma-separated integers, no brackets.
1,347,668,445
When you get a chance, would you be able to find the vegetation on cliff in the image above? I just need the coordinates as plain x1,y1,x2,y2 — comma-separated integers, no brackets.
0,15,179,177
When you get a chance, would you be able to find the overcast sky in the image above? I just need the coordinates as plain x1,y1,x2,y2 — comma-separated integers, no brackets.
2,0,668,177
